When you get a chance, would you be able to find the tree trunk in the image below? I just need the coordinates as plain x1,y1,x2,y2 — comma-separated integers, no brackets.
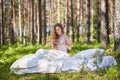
0,0,2,46
28,1,32,44
24,0,29,45
114,0,120,50
57,0,60,23
31,0,35,45
1,0,5,45
18,0,22,43
66,0,69,35
109,0,114,38
76,0,80,42
13,0,16,42
70,0,74,42
10,0,15,44
101,0,109,48
43,0,47,44
97,0,101,42
86,0,91,43
38,0,42,44
25,0,29,45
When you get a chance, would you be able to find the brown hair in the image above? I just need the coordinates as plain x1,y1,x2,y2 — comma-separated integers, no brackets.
50,23,64,49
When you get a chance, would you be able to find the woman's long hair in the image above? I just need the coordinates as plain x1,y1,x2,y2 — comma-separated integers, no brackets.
50,23,64,49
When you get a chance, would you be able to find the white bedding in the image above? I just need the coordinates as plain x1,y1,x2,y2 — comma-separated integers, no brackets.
10,48,117,74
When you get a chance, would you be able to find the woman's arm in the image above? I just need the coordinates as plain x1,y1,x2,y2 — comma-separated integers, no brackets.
50,39,59,49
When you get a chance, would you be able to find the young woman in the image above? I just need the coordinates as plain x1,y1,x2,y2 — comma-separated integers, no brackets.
50,23,72,52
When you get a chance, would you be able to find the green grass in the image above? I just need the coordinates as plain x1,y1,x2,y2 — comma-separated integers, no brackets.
0,42,120,80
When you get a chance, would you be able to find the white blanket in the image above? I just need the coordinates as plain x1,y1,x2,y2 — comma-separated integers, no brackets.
10,48,117,74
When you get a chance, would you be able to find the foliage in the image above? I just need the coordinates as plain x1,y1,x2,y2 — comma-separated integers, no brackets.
0,42,119,80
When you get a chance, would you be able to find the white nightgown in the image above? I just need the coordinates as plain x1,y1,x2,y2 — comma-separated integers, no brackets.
57,34,71,52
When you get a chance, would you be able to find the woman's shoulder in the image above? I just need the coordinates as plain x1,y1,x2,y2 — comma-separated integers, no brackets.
63,34,71,41
63,34,68,38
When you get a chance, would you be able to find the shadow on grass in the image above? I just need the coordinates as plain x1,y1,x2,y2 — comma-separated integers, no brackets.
7,73,59,80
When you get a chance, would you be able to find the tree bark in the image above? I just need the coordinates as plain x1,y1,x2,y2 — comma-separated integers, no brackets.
18,0,22,43
57,0,60,23
76,0,80,42
31,0,35,45
66,0,69,35
101,0,109,48
10,0,15,44
97,0,101,42
38,0,42,44
43,0,47,44
0,0,2,46
114,0,120,50
86,0,91,43
70,0,74,42
1,0,5,45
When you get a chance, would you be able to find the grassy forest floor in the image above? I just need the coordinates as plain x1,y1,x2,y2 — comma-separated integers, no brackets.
0,41,120,80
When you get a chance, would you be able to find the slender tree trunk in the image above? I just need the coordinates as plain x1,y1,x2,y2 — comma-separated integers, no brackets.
97,0,101,42
26,0,29,45
31,0,35,45
66,0,69,35
10,0,15,44
101,0,109,48
0,0,2,46
112,0,115,38
13,0,16,43
50,0,52,27
76,0,80,42
86,0,91,43
18,0,22,43
34,4,37,44
28,1,31,44
21,0,24,44
70,0,74,42
44,0,47,44
1,0,5,45
80,0,85,39
114,0,120,50
65,0,68,34
57,0,60,23
24,0,29,45
23,0,26,44
109,0,114,38
38,0,42,44
81,0,85,25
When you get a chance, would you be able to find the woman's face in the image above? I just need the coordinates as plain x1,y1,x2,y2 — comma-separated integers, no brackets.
55,26,62,36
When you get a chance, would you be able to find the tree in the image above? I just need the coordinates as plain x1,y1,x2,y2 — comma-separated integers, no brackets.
43,0,47,44
97,0,101,42
100,0,109,48
114,0,120,50
0,0,2,46
66,0,70,35
70,0,74,42
1,0,5,45
57,0,60,23
76,0,80,42
18,0,22,43
10,0,15,44
31,0,35,45
109,0,115,38
38,0,42,44
86,0,91,42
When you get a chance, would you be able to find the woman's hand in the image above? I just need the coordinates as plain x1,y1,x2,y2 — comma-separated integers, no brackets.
53,39,59,45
